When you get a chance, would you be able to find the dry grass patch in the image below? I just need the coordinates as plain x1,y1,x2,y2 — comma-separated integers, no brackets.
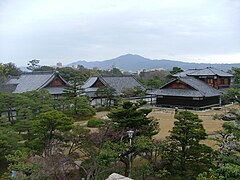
149,105,239,140
93,104,238,146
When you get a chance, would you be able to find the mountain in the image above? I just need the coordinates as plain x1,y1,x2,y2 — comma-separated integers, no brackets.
68,54,240,72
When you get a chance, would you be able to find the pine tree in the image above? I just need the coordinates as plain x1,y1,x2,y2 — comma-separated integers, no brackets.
164,111,213,179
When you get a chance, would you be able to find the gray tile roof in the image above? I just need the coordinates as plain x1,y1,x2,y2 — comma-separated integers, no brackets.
174,67,233,77
81,77,98,89
1,71,67,94
151,76,221,97
81,75,144,95
101,76,144,94
188,67,233,77
173,69,200,77
152,89,204,97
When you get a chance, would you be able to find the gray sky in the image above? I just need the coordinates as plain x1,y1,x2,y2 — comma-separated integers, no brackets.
0,0,239,66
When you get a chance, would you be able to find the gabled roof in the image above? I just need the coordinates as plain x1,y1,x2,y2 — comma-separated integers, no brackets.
82,75,144,95
151,76,221,97
174,67,233,77
1,71,68,94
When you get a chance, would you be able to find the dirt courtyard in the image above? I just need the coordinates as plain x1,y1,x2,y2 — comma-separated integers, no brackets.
94,104,239,141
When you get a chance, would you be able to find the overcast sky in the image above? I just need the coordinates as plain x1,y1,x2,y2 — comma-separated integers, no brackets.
0,0,239,66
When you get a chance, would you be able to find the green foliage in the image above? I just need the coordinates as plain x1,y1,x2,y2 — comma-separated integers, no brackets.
3,150,41,179
63,125,91,155
170,66,183,75
98,141,121,166
197,168,224,180
232,67,240,86
27,59,40,71
57,66,89,83
108,101,158,137
0,62,21,76
28,110,73,154
216,163,240,179
33,65,55,71
0,123,22,174
121,86,145,98
63,73,84,98
136,99,147,106
198,164,240,180
133,161,154,179
0,93,25,124
14,108,34,134
224,87,240,103
68,96,96,117
87,118,106,127
0,126,22,158
138,69,169,89
164,111,213,178
223,67,240,103
146,78,165,89
57,99,85,118
105,101,159,177
109,67,123,75
96,86,116,108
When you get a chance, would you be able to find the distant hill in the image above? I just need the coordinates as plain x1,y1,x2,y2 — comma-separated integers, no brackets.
69,54,240,72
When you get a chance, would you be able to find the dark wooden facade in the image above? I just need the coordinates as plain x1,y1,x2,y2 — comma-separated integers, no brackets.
156,95,220,109
47,76,67,87
92,79,105,88
196,76,231,89
165,80,194,89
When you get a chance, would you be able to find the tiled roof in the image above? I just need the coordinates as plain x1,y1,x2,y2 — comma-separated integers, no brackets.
101,76,144,94
180,77,221,96
188,67,233,77
81,75,144,95
152,89,204,97
174,67,233,77
1,71,67,94
81,77,98,89
173,69,200,77
151,76,221,97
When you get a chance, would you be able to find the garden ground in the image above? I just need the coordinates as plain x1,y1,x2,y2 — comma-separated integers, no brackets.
93,103,239,148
